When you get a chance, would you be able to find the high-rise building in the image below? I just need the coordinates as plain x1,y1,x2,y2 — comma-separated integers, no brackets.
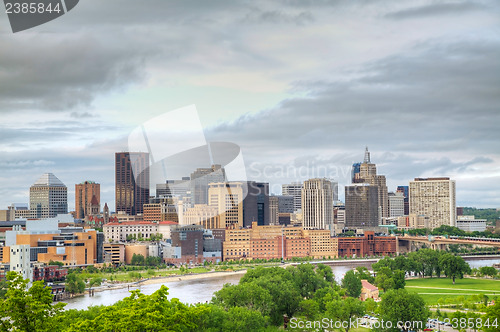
208,182,243,228
242,181,270,227
282,182,303,212
156,177,190,198
345,184,379,228
29,173,68,219
409,177,456,229
302,178,333,230
190,165,226,205
115,152,150,216
278,195,294,213
351,147,388,218
269,196,279,226
396,185,409,215
388,192,405,218
184,204,220,229
331,180,339,203
75,181,100,219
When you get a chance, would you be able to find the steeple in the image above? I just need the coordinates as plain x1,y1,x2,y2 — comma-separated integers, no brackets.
364,146,371,164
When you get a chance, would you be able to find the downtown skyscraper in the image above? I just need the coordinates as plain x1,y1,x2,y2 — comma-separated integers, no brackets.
301,178,333,230
409,177,456,229
115,152,150,216
352,147,389,219
29,173,68,219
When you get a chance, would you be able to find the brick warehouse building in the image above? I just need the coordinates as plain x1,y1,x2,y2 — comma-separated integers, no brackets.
338,231,396,257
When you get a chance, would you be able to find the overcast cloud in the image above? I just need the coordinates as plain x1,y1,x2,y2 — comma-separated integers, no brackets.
0,0,499,210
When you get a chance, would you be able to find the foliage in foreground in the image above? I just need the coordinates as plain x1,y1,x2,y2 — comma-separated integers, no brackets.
0,263,435,332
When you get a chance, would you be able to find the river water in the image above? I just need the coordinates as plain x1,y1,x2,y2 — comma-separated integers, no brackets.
62,258,499,311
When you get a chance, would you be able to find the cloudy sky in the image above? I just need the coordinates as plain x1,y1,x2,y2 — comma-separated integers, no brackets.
0,0,499,211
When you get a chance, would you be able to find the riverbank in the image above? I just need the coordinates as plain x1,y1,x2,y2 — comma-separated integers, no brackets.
138,269,248,286
82,268,249,295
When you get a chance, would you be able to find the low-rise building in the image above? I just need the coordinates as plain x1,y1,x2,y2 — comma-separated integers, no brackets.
33,263,68,282
124,244,149,264
338,231,396,258
307,229,338,259
456,215,487,232
103,221,160,242
360,280,379,301
103,243,125,265
397,214,428,229
223,222,331,261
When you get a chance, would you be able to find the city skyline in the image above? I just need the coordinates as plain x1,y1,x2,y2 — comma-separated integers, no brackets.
0,154,468,215
1,1,499,209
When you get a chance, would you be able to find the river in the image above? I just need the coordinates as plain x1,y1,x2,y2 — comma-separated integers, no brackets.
62,257,499,311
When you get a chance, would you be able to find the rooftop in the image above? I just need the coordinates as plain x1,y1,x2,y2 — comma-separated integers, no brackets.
32,173,66,187
361,280,378,291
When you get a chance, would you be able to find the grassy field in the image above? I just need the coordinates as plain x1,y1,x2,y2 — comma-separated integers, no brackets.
406,277,500,305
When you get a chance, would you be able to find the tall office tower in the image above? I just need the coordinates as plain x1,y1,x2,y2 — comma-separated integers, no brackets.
345,184,379,228
156,177,190,198
208,182,243,228
331,180,339,203
115,152,150,216
351,147,389,218
269,196,279,226
75,181,100,219
278,195,294,213
282,182,303,212
397,185,410,215
388,192,405,217
409,177,456,229
190,165,226,205
242,181,270,227
302,178,333,230
29,173,68,219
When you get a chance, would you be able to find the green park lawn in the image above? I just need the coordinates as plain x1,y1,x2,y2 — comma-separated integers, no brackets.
405,277,500,305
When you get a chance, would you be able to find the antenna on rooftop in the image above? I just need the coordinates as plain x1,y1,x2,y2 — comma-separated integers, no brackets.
364,146,371,163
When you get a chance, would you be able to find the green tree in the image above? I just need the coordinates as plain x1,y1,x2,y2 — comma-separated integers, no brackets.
0,280,7,299
325,297,365,332
48,260,64,267
0,272,66,331
364,297,377,313
439,253,471,284
377,289,429,332
480,266,498,278
356,266,375,283
342,270,362,298
88,277,102,289
67,286,202,331
212,282,273,317
145,255,162,267
375,267,395,292
482,301,500,332
65,273,85,295
286,263,327,298
296,299,320,320
131,253,145,266
316,263,335,283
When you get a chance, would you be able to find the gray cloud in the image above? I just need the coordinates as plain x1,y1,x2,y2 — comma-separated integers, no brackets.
385,1,489,20
242,9,314,25
0,33,150,111
70,111,95,119
207,37,500,156
0,0,499,209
